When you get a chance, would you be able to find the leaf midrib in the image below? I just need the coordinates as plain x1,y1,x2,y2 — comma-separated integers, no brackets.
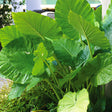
79,18,93,58
59,43,75,58
16,16,45,41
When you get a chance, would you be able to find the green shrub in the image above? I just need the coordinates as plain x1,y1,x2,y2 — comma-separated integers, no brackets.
0,0,112,112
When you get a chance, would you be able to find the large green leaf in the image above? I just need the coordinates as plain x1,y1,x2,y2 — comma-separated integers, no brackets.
68,11,110,49
74,54,101,88
57,89,89,112
74,53,112,87
0,38,34,84
91,53,112,86
0,25,22,47
55,0,95,39
12,11,62,40
8,83,27,100
53,39,82,65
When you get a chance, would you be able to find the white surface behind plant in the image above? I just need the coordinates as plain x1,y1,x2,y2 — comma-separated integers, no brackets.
102,0,111,18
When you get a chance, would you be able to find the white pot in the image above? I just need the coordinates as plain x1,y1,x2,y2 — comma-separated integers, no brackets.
26,0,42,11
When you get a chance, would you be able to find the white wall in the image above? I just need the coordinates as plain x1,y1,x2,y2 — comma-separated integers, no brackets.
26,0,42,11
102,0,111,18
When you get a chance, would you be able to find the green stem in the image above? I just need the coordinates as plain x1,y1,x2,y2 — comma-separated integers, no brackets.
63,65,69,74
90,84,93,93
101,85,105,97
79,34,84,47
70,82,75,91
86,39,93,58
87,82,91,90
68,80,71,92
44,60,59,86
55,71,64,78
82,28,93,58
44,60,64,98
42,90,57,103
45,79,60,101
53,54,66,75
53,83,64,97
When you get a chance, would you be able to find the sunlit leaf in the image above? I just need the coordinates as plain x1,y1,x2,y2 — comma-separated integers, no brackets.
55,0,95,39
0,25,22,47
68,11,110,49
12,11,62,40
57,89,89,112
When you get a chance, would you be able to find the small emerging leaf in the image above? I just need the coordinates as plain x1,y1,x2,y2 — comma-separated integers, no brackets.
32,43,48,76
32,57,44,76
34,42,48,59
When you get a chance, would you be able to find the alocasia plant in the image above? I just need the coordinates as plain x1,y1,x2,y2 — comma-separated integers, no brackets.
0,0,112,111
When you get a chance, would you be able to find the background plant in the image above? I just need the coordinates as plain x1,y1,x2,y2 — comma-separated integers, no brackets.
0,0,12,28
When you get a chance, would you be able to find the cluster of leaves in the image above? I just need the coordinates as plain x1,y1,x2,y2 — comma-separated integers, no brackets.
0,0,112,111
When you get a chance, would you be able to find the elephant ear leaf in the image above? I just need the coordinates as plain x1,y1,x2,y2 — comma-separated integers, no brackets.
68,11,110,49
0,38,34,84
55,0,95,39
74,53,112,87
12,11,62,40
91,53,112,86
53,39,82,65
57,89,89,112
